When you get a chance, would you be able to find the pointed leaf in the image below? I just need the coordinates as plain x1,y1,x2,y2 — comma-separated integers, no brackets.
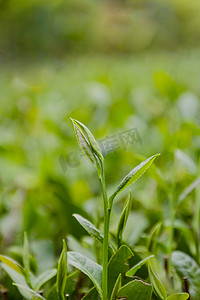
71,119,103,174
67,252,102,297
126,255,154,277
72,119,103,161
147,222,162,253
0,256,31,300
108,245,134,298
109,154,160,206
82,287,100,300
116,191,132,247
13,284,45,300
110,273,121,300
178,177,200,206
167,293,189,300
117,279,152,300
23,232,30,274
33,269,57,292
56,240,67,300
148,259,167,300
73,214,115,255
0,255,24,274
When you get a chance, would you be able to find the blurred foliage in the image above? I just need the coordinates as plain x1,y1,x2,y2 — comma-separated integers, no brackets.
0,0,200,297
0,0,200,58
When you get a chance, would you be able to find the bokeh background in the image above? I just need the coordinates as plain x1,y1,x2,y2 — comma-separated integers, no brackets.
0,0,200,296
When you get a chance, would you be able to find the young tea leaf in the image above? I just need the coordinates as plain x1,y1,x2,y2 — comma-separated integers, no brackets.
147,222,162,253
33,269,57,292
167,293,189,300
56,240,67,300
148,259,167,300
177,177,200,207
67,251,102,297
126,255,154,277
109,153,160,207
110,273,121,300
71,119,103,161
23,232,30,274
73,213,115,255
116,191,132,247
0,255,31,300
70,118,103,175
82,286,100,300
13,284,45,300
117,279,152,300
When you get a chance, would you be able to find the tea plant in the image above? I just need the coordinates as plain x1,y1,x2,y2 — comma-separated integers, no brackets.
0,120,191,300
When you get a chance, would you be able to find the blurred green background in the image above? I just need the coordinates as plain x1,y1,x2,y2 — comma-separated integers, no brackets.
0,0,200,289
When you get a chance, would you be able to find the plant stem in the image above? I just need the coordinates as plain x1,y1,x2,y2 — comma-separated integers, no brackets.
99,167,110,300
193,186,200,264
169,190,175,272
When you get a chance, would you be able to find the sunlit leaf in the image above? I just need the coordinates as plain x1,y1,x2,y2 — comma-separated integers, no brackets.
167,293,189,300
0,255,31,299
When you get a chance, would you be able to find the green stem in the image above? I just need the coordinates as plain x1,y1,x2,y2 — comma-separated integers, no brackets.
193,187,200,264
168,190,175,272
99,167,110,300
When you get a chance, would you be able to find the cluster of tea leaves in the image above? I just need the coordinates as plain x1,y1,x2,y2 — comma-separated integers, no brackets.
0,50,200,298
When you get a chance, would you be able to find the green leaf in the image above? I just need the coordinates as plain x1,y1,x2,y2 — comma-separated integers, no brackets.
82,287,100,300
117,279,152,300
109,153,160,206
147,222,162,253
167,293,189,300
0,255,32,300
13,284,45,300
154,72,184,101
108,245,134,298
65,271,80,297
67,251,102,297
116,191,132,247
172,251,200,300
148,259,167,300
23,232,30,274
56,240,67,300
23,232,32,287
126,255,154,277
33,269,57,292
73,214,115,255
110,273,121,300
0,255,24,274
71,118,103,174
177,177,200,206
